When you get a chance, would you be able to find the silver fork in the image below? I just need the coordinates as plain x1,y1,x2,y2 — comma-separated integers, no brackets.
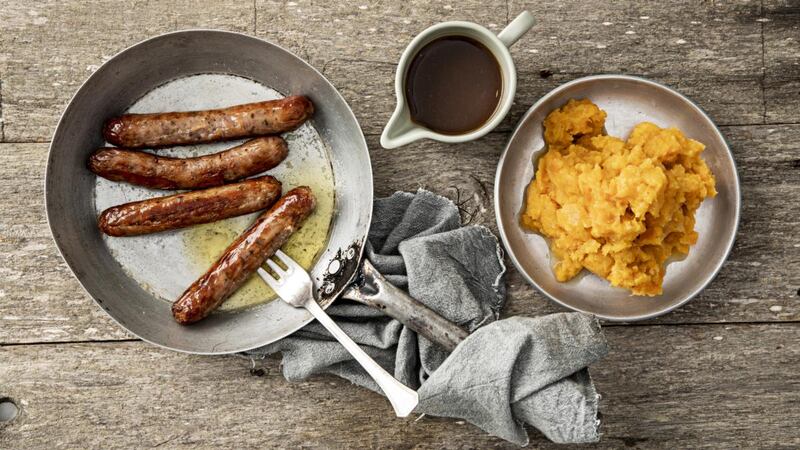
257,250,419,418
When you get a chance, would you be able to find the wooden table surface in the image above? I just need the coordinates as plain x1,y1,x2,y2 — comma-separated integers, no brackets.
0,1,798,448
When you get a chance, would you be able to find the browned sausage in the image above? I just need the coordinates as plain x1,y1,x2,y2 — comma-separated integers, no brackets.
103,96,314,148
98,176,282,237
88,136,288,190
171,187,316,324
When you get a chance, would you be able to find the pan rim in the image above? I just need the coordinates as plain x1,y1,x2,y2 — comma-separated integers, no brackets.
493,74,741,322
45,29,373,354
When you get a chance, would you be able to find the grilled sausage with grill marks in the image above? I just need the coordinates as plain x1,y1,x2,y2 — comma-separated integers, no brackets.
171,187,316,324
98,175,282,237
103,96,314,148
88,136,288,189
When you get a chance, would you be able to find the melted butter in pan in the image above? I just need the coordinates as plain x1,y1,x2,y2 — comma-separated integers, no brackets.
96,74,337,309
182,126,335,311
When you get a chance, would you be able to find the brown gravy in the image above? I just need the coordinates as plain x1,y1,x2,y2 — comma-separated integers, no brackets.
405,36,502,135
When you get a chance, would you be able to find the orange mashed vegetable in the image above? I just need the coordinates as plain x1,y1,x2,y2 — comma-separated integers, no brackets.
521,99,717,296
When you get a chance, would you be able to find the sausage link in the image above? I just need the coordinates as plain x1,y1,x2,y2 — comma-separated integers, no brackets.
88,136,288,189
171,187,316,324
98,176,282,237
103,96,314,148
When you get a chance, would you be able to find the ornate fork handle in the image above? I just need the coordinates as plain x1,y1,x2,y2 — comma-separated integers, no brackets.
302,298,419,417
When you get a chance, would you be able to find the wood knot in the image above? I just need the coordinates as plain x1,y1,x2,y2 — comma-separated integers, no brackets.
0,398,19,424
447,175,491,225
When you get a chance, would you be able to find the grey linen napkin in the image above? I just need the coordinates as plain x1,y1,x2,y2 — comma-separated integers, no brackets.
248,189,608,445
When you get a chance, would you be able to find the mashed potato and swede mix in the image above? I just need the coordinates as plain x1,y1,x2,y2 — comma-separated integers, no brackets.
521,99,716,296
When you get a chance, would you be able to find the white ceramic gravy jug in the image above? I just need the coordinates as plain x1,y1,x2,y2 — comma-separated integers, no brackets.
381,11,534,149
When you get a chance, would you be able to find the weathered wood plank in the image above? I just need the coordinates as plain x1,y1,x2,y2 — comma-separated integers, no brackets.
0,0,255,143
508,0,763,76
763,1,800,124
2,124,796,343
764,0,800,72
764,78,800,125
254,0,505,68
0,79,5,141
255,0,764,76
2,1,794,143
0,143,130,343
254,0,784,129
1,323,798,448
323,59,766,136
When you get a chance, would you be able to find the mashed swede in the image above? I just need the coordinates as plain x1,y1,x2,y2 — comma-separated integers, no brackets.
521,99,716,296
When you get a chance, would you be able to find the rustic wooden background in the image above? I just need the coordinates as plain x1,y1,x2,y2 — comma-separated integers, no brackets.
0,1,798,448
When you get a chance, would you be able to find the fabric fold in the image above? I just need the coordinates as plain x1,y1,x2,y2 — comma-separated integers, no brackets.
417,314,607,444
248,189,608,445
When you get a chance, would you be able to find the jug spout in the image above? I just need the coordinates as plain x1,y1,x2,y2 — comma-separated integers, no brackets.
380,103,424,149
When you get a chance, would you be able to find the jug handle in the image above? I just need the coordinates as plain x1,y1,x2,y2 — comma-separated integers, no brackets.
497,11,535,48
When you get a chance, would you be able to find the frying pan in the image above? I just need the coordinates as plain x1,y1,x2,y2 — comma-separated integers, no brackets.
46,30,466,354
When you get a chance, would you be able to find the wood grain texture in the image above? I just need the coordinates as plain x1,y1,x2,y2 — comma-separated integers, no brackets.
0,0,255,143
0,143,130,343
1,124,797,344
254,0,505,67
1,1,797,143
763,1,800,124
255,0,765,76
0,1,798,448
1,323,798,449
323,60,767,136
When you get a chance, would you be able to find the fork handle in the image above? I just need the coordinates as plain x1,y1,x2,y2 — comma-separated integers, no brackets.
303,298,419,417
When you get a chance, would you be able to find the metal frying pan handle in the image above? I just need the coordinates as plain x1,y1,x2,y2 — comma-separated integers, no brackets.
342,259,469,352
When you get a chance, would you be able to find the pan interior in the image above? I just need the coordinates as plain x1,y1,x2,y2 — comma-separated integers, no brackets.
46,31,373,354
95,74,336,312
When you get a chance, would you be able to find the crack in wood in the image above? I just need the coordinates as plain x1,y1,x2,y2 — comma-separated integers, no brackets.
718,122,800,128
3,120,800,147
329,57,397,67
601,320,800,329
329,58,774,82
451,185,478,225
0,78,4,142
361,122,800,138
3,321,800,348
0,338,141,347
760,0,768,124
153,433,186,448
320,58,337,76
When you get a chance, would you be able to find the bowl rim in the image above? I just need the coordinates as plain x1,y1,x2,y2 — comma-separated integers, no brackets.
493,74,741,321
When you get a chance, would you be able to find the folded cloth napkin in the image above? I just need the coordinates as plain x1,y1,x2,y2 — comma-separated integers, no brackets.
248,189,608,445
